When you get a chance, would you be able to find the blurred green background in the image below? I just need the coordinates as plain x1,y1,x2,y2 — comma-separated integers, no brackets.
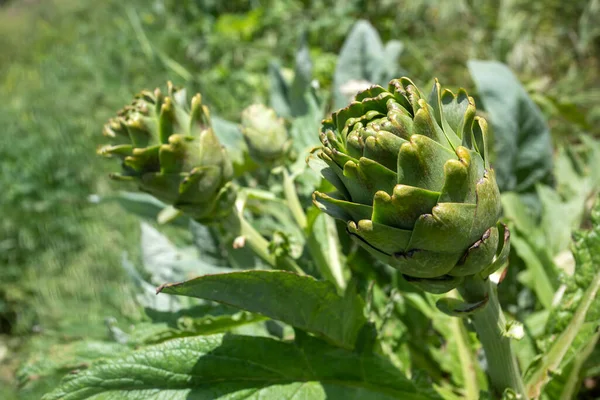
0,0,598,398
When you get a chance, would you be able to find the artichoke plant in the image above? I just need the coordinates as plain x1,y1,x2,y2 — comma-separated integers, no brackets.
240,104,291,163
99,83,236,222
313,78,509,294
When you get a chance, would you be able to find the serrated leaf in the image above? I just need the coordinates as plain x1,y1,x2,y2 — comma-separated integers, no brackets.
525,196,600,398
158,270,367,349
468,60,553,199
43,334,438,400
19,340,129,389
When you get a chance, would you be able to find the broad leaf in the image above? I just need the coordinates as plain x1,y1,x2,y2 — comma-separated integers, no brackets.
43,334,438,400
124,223,234,312
333,20,404,108
158,270,367,349
189,220,228,268
122,252,186,312
468,60,553,199
140,223,231,285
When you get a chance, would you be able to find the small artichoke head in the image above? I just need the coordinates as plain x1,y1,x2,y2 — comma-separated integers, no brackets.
312,78,509,294
240,104,291,163
99,82,236,222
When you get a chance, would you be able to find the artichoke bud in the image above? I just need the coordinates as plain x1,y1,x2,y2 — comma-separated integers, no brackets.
240,104,291,163
99,82,236,222
311,78,509,294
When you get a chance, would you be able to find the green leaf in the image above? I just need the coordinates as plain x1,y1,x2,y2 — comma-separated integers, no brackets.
43,334,438,400
333,20,404,108
122,252,184,312
19,340,129,389
268,61,292,118
127,311,268,345
268,36,316,118
158,270,367,349
524,196,600,398
211,116,250,176
100,191,189,226
435,297,488,317
124,223,234,312
468,60,553,197
308,213,347,291
289,34,313,116
140,222,231,284
509,233,555,310
189,220,228,268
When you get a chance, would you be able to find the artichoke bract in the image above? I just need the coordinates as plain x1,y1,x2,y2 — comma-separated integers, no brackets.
240,104,291,163
312,78,509,294
99,83,236,222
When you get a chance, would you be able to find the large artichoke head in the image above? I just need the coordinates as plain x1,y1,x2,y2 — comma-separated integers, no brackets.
312,78,509,294
99,83,236,222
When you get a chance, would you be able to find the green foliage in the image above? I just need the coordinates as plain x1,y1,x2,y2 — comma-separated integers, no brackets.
158,270,368,349
468,61,554,203
332,20,405,108
42,334,438,400
2,0,600,399
523,196,600,398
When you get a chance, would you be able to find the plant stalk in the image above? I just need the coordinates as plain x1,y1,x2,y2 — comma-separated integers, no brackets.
450,309,480,399
458,277,526,399
223,211,304,275
283,169,345,289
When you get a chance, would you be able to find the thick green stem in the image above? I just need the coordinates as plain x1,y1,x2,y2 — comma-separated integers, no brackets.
283,169,345,289
223,211,304,275
450,313,480,400
458,277,526,398
283,169,307,230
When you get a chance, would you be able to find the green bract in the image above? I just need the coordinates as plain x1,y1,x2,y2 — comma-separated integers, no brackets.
99,83,236,222
312,78,509,294
240,104,291,163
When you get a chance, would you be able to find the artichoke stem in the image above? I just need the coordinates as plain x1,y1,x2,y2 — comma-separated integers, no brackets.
283,169,345,290
283,169,307,230
223,211,305,275
458,277,526,399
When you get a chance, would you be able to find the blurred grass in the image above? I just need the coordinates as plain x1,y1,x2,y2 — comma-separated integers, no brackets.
0,1,171,397
0,0,599,398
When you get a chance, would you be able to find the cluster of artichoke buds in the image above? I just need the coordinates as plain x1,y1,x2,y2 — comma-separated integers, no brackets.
240,104,291,163
99,82,236,222
312,78,510,294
